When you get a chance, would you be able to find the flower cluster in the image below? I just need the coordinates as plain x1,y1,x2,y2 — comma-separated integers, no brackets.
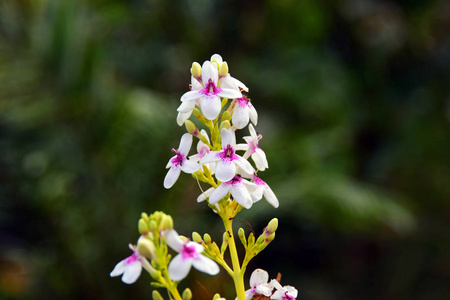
110,54,298,300
164,54,278,211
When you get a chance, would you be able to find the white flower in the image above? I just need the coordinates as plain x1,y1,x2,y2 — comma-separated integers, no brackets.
164,229,220,281
209,175,257,209
164,133,199,189
178,60,241,120
232,95,258,129
110,243,145,284
250,173,279,208
201,128,254,182
197,186,215,203
238,269,276,300
271,285,298,300
236,124,268,171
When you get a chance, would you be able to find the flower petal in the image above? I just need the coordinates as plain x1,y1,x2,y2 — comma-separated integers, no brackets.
168,253,192,281
164,167,181,189
250,269,269,287
200,151,221,164
230,182,253,209
232,105,250,129
121,260,142,284
177,111,192,126
284,286,298,298
217,88,242,100
209,182,231,204
252,148,268,171
110,260,127,277
202,61,218,85
201,95,222,120
197,187,215,202
220,128,235,149
177,99,196,113
263,185,279,208
180,160,199,174
235,156,254,175
181,90,202,102
192,255,220,275
210,54,223,65
215,159,236,182
249,104,258,125
164,229,184,252
178,133,193,155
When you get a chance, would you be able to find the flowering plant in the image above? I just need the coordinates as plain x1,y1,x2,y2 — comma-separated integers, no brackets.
110,54,298,300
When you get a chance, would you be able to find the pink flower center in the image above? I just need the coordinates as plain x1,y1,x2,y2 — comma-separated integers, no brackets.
171,149,185,167
230,175,242,185
125,252,139,265
284,293,295,300
252,174,266,187
236,96,251,108
201,79,222,98
182,244,199,260
219,145,238,162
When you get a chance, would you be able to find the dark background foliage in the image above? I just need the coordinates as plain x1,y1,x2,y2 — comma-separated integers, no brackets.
1,0,449,299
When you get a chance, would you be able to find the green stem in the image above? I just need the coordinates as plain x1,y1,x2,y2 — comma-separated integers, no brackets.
223,216,246,300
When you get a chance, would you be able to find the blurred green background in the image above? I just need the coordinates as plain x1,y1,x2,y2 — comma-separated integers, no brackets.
1,0,450,299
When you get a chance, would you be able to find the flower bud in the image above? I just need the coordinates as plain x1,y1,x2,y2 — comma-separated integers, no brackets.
266,218,278,235
219,120,231,131
182,288,192,300
221,232,229,253
185,120,198,136
202,164,211,178
141,212,149,221
212,294,225,300
152,290,163,300
198,132,210,146
138,219,149,235
218,62,228,77
203,233,212,244
191,62,201,79
160,215,173,230
148,220,158,232
137,237,156,260
221,111,231,122
238,227,247,247
192,231,203,243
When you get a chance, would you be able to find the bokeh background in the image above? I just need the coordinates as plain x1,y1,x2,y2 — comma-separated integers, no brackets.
1,0,450,299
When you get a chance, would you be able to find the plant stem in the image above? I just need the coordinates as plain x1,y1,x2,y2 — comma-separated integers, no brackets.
223,216,246,300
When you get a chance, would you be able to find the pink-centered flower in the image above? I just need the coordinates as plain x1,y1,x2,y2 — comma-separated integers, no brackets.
164,133,199,189
164,229,220,281
209,175,257,209
238,269,277,300
232,95,258,129
201,128,254,182
236,124,268,171
178,60,242,120
271,285,298,300
110,243,146,284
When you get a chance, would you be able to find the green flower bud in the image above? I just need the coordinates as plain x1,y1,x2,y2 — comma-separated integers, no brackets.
221,231,228,254
238,228,247,247
185,120,198,136
212,293,224,300
149,220,158,232
141,212,149,221
182,288,192,300
266,218,278,235
203,233,212,244
138,219,149,235
219,62,228,77
152,290,164,300
202,164,211,178
137,237,156,260
219,120,231,131
160,215,173,230
191,62,201,78
192,231,203,243
221,111,231,122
